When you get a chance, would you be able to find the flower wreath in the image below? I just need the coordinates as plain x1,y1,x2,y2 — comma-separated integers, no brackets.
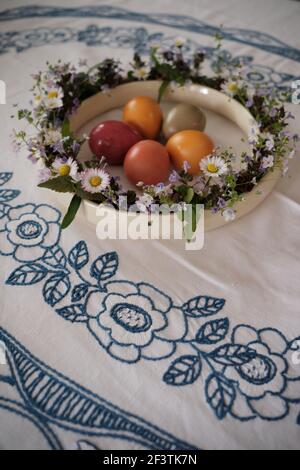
13,38,298,228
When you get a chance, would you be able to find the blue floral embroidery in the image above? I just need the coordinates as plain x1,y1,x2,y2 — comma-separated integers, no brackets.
0,203,61,262
0,328,195,450
0,14,298,91
0,4,299,62
1,170,300,427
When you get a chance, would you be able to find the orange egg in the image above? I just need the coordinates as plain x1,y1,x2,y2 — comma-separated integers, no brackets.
123,96,162,139
166,130,214,175
124,140,170,186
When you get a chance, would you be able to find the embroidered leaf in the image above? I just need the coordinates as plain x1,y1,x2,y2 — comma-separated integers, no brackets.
205,373,236,420
163,355,202,386
0,189,20,202
6,263,48,285
68,241,89,270
43,246,67,269
90,252,118,282
71,283,89,302
56,304,88,323
38,176,74,193
61,195,82,229
209,343,257,366
0,203,9,218
196,318,229,345
182,296,225,317
43,272,70,306
0,172,12,186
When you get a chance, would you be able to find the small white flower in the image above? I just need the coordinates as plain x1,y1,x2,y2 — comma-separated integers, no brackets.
282,158,289,176
248,125,260,146
136,194,154,212
80,168,110,193
53,157,79,179
222,208,236,222
200,155,228,177
262,133,275,151
288,149,295,159
174,36,186,47
133,66,150,80
38,167,52,183
221,80,240,97
33,93,43,108
44,86,63,109
43,128,62,146
261,155,274,170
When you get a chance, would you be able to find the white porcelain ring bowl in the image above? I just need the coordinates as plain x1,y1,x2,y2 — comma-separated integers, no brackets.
68,80,280,231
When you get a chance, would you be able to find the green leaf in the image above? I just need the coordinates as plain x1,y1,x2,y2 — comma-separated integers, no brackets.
61,118,71,138
158,80,170,103
61,195,82,229
184,187,194,203
38,176,74,193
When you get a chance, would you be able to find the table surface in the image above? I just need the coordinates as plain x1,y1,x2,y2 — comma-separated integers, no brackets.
0,0,300,450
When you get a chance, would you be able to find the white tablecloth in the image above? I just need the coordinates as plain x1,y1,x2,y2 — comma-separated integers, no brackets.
0,0,300,450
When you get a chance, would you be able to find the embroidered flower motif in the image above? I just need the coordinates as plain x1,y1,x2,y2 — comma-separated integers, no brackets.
86,282,187,363
80,168,110,193
225,326,300,420
200,156,227,177
0,204,60,262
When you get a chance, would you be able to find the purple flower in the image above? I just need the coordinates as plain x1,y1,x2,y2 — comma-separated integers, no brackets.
169,170,180,183
246,97,253,108
183,161,191,172
38,167,52,183
269,108,277,118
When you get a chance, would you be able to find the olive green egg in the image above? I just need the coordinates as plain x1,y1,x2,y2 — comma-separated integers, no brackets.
163,103,206,140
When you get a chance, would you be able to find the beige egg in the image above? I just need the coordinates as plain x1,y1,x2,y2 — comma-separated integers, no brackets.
163,103,206,140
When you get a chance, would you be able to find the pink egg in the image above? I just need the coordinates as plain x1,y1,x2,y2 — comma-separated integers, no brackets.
89,120,142,165
124,140,170,186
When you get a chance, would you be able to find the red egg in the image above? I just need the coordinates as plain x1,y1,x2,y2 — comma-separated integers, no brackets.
124,140,170,186
89,120,142,165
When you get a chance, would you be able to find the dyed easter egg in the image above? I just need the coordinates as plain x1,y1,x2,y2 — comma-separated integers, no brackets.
124,140,170,186
166,130,214,175
163,103,206,140
123,96,162,139
89,120,142,165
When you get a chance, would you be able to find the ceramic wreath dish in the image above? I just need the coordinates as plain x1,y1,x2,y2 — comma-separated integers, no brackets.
13,43,298,231
69,80,281,231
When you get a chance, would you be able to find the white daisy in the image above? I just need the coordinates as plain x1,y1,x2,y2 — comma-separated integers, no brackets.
44,86,63,109
221,81,240,97
174,36,186,47
53,157,79,179
222,208,236,222
133,66,150,80
80,168,110,193
200,155,228,177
